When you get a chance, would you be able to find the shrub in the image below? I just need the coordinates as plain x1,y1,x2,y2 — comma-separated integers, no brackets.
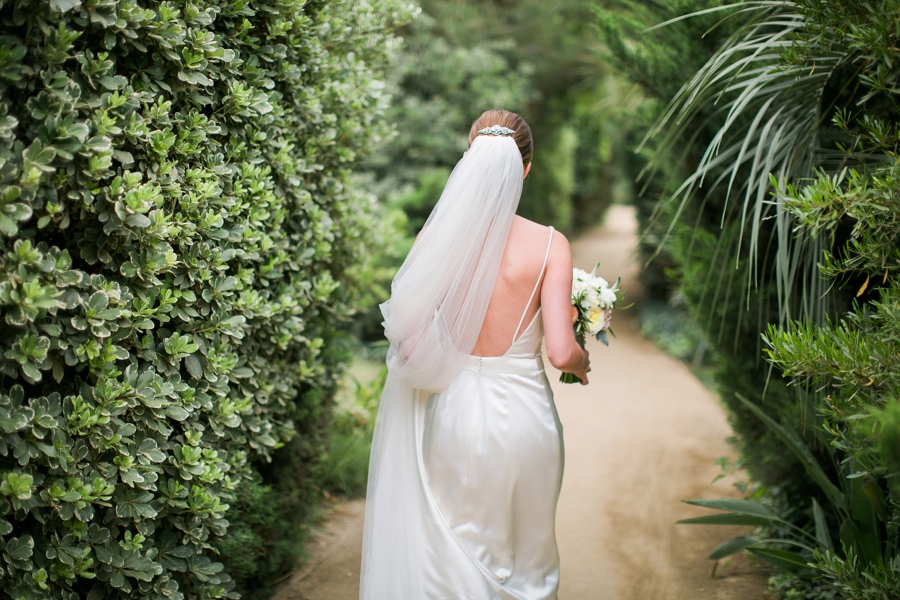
633,1,900,596
0,0,408,598
763,160,900,597
315,363,386,498
595,0,735,301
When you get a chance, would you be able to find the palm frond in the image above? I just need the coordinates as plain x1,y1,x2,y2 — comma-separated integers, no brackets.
644,1,850,324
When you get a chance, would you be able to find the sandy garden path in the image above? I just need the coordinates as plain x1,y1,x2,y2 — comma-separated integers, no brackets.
272,205,769,600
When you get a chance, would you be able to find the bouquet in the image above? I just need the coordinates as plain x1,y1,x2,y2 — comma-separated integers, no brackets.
559,266,624,384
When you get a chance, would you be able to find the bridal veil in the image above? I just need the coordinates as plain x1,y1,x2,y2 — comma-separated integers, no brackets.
360,133,525,597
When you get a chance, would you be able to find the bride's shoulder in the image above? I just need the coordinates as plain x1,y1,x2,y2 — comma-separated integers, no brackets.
512,216,570,247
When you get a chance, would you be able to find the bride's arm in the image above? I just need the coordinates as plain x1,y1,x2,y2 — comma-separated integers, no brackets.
542,231,591,384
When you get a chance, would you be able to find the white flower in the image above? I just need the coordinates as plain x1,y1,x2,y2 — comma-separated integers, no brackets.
571,267,619,319
572,270,590,292
581,288,600,309
599,287,617,308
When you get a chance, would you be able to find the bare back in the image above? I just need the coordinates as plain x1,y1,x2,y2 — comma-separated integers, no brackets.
472,216,563,356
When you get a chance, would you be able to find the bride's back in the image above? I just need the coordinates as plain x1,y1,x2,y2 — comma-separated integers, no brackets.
472,216,555,356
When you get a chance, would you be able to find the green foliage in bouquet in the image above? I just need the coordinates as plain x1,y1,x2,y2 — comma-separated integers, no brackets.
0,0,409,598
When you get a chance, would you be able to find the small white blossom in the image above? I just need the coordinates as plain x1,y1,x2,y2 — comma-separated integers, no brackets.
599,287,617,308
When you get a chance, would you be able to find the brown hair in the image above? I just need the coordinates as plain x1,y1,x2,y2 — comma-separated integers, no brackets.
468,109,533,167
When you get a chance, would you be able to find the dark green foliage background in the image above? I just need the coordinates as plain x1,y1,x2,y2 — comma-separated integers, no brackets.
595,0,825,510
0,0,405,598
600,1,900,596
370,0,622,236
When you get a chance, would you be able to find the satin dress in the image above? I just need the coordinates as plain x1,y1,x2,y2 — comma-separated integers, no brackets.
419,237,565,599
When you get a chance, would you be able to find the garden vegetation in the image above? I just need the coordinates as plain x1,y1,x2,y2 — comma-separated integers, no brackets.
0,0,409,598
600,1,900,597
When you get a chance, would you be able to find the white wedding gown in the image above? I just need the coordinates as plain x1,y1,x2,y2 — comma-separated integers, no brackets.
361,228,564,600
423,308,564,598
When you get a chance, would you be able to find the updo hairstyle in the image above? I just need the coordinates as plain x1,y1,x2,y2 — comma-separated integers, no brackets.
467,109,533,167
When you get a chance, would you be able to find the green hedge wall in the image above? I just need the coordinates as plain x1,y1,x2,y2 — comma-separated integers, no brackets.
0,0,405,598
594,0,834,511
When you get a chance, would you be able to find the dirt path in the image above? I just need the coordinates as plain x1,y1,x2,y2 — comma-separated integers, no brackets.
273,206,769,600
551,206,767,599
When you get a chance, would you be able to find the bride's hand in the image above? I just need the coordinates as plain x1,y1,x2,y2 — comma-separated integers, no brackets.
574,349,590,385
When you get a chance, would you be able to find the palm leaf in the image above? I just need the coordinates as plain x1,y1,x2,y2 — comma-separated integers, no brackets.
812,498,834,552
642,1,851,325
709,535,758,560
677,513,771,526
746,547,812,571
735,393,847,513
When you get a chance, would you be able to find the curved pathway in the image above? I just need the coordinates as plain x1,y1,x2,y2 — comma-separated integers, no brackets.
273,205,768,600
551,206,767,599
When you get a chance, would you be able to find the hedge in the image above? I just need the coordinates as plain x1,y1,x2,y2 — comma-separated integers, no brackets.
0,0,407,598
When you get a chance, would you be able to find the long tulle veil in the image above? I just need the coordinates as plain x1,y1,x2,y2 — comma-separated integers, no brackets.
360,134,524,597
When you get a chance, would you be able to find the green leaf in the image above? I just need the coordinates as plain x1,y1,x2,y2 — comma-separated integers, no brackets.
21,362,42,382
50,0,81,12
735,394,845,511
709,535,757,560
0,185,21,204
746,547,810,572
165,406,190,421
184,354,202,379
87,291,108,312
5,535,34,561
178,71,213,86
677,513,770,526
32,567,48,589
35,441,57,457
0,212,18,235
125,213,151,228
1,472,34,500
84,135,110,151
137,439,166,463
4,202,32,220
812,498,833,552
683,498,777,518
0,406,32,432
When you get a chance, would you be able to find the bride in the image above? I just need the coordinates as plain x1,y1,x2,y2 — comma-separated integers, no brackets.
360,109,591,599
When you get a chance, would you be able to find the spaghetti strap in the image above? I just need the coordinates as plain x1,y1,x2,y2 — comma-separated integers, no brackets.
512,226,555,343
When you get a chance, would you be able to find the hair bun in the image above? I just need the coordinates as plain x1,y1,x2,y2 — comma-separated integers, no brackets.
468,109,533,166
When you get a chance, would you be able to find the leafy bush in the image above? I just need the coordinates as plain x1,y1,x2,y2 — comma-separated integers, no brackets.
368,0,621,235
315,363,386,498
213,471,307,600
762,160,900,597
643,1,900,597
0,0,408,598
596,0,826,510
595,0,734,301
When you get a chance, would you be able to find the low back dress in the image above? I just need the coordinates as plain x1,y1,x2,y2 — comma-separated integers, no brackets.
418,226,564,599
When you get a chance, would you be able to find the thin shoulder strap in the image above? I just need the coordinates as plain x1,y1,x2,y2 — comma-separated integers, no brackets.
512,226,555,343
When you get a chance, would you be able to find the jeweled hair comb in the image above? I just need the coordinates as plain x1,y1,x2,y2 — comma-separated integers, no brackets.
478,124,515,136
